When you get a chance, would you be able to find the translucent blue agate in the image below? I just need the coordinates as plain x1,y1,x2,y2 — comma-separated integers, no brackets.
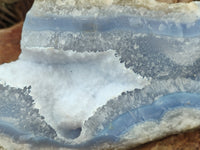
1,79,200,149
99,92,200,137
24,15,200,37
1,0,200,149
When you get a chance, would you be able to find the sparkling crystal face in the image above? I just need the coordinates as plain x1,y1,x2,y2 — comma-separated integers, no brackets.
0,0,200,149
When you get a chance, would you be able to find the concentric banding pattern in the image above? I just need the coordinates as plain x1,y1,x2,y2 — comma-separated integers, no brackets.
1,1,200,149
0,79,200,149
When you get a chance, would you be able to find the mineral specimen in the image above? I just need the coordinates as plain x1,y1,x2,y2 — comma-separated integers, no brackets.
0,0,200,149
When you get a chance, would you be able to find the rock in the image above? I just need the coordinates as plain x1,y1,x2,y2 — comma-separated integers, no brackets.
0,0,200,149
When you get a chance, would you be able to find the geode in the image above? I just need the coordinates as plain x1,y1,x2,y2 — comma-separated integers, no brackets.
0,0,200,149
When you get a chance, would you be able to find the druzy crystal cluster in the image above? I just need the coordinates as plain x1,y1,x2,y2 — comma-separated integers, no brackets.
0,0,200,149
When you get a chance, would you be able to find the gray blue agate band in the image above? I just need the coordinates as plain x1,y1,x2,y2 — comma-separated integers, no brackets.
24,15,200,37
1,79,200,148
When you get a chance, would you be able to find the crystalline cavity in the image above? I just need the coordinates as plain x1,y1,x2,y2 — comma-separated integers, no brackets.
0,0,200,149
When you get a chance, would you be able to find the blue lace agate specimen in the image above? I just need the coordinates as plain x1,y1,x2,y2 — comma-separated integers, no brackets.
0,0,200,149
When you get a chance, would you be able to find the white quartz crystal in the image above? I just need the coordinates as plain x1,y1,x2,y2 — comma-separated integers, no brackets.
0,49,149,139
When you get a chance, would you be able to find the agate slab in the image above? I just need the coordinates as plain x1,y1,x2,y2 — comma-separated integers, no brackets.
0,0,200,149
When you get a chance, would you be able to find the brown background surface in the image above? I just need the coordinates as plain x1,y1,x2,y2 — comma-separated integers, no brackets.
0,22,22,64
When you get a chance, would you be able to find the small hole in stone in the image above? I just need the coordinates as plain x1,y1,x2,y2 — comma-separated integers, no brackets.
58,124,82,139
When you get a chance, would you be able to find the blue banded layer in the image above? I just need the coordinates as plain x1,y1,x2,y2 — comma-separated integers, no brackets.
1,79,200,149
14,1,200,149
23,15,200,38
21,31,200,80
98,92,200,137
21,12,200,80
